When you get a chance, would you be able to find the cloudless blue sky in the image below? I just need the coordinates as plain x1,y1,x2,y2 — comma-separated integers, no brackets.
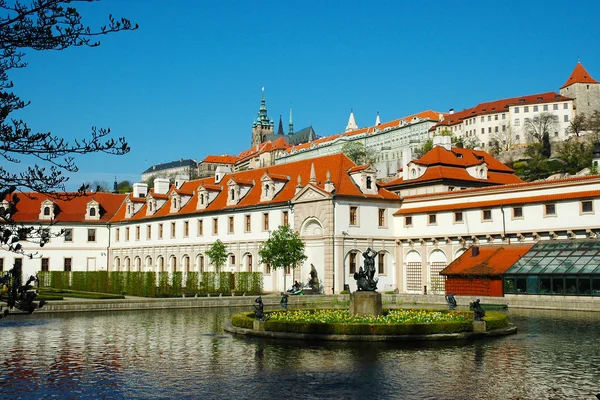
11,0,600,190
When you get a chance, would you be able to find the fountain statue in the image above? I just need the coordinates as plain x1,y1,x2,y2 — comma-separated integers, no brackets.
353,248,378,291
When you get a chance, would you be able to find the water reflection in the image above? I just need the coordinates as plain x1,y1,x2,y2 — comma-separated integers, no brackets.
1,308,600,399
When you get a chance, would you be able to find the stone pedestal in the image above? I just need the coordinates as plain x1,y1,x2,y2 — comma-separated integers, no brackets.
350,291,382,317
253,320,265,331
472,320,487,333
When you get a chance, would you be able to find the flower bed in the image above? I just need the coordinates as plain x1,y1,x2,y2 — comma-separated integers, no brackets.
231,308,509,336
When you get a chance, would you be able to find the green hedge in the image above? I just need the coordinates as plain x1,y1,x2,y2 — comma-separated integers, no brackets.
231,310,509,335
36,271,263,298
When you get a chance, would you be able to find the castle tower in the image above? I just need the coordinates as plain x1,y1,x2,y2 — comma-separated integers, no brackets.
560,61,600,117
251,88,274,147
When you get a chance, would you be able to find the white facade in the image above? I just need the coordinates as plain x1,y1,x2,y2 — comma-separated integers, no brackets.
434,94,574,149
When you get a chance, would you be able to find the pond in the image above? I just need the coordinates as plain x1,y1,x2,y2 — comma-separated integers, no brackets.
1,307,599,399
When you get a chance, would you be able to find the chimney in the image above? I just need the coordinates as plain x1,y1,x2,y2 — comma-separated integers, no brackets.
433,135,451,151
214,165,231,184
175,175,189,189
132,183,148,198
449,108,454,115
154,178,170,195
472,246,480,257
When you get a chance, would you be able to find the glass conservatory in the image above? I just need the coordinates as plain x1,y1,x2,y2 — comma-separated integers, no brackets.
504,240,600,296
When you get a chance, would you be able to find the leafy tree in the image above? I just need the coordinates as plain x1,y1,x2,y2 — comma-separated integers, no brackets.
206,239,228,273
117,180,132,194
554,138,594,175
541,132,552,158
0,1,137,255
413,138,432,159
258,224,307,291
341,141,375,165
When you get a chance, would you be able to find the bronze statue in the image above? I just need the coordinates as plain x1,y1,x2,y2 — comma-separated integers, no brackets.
280,293,289,310
445,293,457,310
470,299,485,321
254,296,269,321
353,248,379,291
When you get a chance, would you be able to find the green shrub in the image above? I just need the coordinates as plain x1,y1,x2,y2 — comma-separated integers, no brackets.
340,290,350,294
231,312,254,329
483,312,509,330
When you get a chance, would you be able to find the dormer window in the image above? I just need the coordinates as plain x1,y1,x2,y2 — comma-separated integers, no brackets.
85,199,100,221
39,199,55,220
170,193,181,213
264,184,270,197
149,202,153,212
366,176,372,189
89,208,96,217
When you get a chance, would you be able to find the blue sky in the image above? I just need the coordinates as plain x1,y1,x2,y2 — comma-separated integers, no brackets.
11,0,600,190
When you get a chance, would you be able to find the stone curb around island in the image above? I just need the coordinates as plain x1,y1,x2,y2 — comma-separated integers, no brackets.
224,321,518,342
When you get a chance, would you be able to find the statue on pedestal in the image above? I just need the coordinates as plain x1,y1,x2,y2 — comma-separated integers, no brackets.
353,248,379,292
470,299,486,321
254,296,269,321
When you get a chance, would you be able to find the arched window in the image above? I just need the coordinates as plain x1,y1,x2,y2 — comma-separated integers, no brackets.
230,188,235,199
43,206,50,216
264,184,270,197
200,194,204,204
366,176,372,189
149,202,153,212
90,208,96,217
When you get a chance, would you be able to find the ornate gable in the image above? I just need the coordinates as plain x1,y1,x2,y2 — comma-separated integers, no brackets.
85,199,100,221
292,184,330,205
39,199,56,220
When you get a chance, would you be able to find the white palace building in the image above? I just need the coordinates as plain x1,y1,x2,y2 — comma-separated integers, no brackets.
2,136,600,295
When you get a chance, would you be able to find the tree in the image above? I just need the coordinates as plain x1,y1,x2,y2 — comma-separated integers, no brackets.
554,137,594,175
258,225,307,292
524,112,558,144
0,1,137,255
413,138,432,159
82,180,111,193
206,239,228,273
117,180,132,194
489,123,518,155
586,110,600,141
567,114,586,137
341,141,375,165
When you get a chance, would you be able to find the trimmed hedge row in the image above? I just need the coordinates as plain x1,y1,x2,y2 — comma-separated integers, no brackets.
231,309,509,335
37,271,263,297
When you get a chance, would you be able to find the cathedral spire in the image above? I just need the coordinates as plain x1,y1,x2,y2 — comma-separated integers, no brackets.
277,115,284,135
288,106,294,135
345,109,358,132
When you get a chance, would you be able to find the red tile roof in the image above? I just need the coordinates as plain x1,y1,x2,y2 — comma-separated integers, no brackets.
236,137,291,163
561,62,599,89
394,189,600,215
440,245,533,276
381,146,521,188
113,153,399,221
202,154,238,164
432,92,572,130
7,192,126,223
400,173,600,201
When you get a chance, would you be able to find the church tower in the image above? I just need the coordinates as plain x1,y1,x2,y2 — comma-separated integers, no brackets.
251,88,274,147
560,61,600,117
